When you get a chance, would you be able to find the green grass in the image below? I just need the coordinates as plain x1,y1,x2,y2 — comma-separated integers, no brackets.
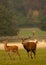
19,28,46,37
18,28,46,41
0,48,46,65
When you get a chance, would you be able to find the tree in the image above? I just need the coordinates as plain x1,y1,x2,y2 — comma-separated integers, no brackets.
40,17,46,31
0,1,19,36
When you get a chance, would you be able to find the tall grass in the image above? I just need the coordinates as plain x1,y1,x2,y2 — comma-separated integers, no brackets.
0,48,46,65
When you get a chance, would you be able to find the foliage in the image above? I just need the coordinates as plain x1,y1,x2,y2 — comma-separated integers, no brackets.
0,0,46,36
39,16,46,31
0,0,19,36
41,17,46,31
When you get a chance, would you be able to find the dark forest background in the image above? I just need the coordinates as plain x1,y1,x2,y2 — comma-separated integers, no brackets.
0,0,46,36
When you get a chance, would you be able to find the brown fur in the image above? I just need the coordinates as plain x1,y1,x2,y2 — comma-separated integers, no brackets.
22,38,38,59
3,39,21,59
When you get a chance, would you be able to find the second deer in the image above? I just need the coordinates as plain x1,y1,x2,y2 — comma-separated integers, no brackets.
3,39,21,59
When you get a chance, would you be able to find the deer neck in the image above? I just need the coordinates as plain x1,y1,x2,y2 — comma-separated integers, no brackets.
4,42,7,49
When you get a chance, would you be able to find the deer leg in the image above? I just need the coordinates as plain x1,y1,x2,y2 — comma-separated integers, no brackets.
14,50,21,60
30,51,33,59
17,51,21,59
32,50,36,59
7,52,12,59
27,52,29,57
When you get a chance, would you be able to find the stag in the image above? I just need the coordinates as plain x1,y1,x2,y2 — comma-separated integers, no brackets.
21,38,38,59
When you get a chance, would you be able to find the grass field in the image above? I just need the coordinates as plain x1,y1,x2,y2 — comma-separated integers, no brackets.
19,28,46,37
0,48,46,65
18,28,46,41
